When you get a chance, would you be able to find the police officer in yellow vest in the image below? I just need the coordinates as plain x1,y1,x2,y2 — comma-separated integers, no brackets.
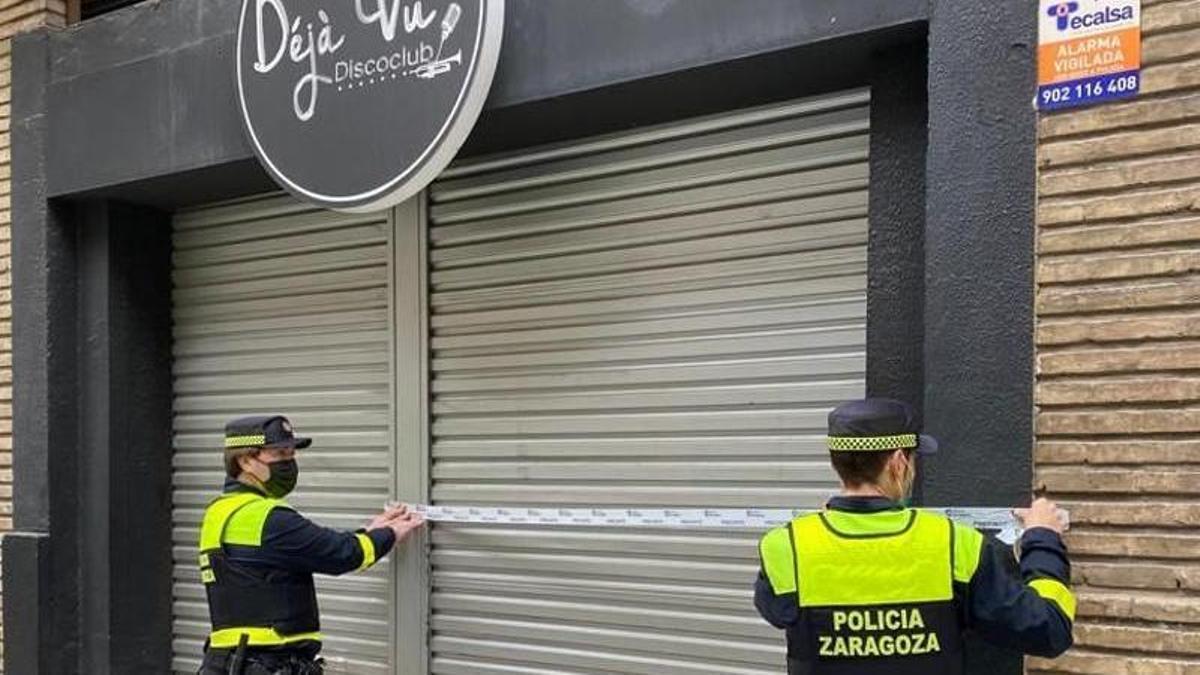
198,415,425,675
755,398,1074,674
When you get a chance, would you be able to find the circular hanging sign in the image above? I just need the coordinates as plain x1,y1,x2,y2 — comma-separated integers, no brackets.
237,0,504,212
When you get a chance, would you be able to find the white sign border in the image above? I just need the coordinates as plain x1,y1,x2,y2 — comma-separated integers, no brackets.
235,0,506,213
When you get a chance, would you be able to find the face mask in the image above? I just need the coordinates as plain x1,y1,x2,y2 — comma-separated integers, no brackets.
262,458,298,498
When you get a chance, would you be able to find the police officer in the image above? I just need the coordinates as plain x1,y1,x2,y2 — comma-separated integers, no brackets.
197,415,425,675
755,398,1074,674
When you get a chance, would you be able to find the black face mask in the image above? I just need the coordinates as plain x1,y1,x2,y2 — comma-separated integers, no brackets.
262,458,298,498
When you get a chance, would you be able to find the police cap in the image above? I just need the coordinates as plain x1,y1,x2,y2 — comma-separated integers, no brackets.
826,398,938,454
224,415,312,451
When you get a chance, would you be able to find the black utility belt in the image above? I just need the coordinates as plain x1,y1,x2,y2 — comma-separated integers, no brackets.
201,647,323,675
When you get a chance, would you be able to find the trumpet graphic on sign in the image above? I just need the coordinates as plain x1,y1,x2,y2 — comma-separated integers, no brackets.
414,2,463,79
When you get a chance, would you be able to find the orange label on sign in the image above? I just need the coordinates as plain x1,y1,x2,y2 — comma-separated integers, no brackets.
1038,26,1141,84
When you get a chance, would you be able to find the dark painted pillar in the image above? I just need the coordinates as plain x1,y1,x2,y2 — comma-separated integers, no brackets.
866,41,930,503
108,203,175,674
923,0,1037,519
866,42,927,410
6,32,81,675
925,2,1037,673
78,202,113,674
7,31,174,674
77,202,174,674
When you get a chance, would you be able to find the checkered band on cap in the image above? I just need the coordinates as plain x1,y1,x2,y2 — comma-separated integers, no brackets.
225,434,267,449
826,433,918,452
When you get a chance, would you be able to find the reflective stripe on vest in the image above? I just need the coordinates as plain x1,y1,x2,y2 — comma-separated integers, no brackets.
779,509,965,675
208,628,323,650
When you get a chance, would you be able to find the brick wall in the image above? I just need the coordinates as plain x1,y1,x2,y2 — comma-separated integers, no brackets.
0,3,66,669
1030,0,1200,672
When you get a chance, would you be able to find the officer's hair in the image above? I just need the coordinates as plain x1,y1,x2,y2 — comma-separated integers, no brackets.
224,447,260,478
830,448,909,487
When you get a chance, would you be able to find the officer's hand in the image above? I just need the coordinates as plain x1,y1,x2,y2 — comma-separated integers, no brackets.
1014,497,1064,535
367,503,410,531
389,511,426,543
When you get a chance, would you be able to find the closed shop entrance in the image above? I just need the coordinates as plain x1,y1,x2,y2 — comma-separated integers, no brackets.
168,89,870,674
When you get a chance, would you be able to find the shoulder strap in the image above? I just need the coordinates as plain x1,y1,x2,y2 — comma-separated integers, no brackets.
950,518,985,583
759,525,798,594
222,497,292,547
199,492,264,552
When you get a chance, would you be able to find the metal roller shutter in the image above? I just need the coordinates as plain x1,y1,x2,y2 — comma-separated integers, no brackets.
169,194,396,674
427,90,870,673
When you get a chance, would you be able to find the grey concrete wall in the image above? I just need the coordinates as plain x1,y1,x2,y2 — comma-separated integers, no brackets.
42,0,927,197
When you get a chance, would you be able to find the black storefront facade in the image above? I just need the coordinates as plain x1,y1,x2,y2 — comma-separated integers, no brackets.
4,1,1037,673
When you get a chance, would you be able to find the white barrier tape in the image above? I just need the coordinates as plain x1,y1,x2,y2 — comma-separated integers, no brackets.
403,504,1069,545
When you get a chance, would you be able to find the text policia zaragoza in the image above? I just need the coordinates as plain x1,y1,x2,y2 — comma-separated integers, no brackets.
818,608,942,658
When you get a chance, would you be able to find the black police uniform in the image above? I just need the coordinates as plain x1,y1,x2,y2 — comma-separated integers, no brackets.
754,399,1074,674
198,416,398,675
